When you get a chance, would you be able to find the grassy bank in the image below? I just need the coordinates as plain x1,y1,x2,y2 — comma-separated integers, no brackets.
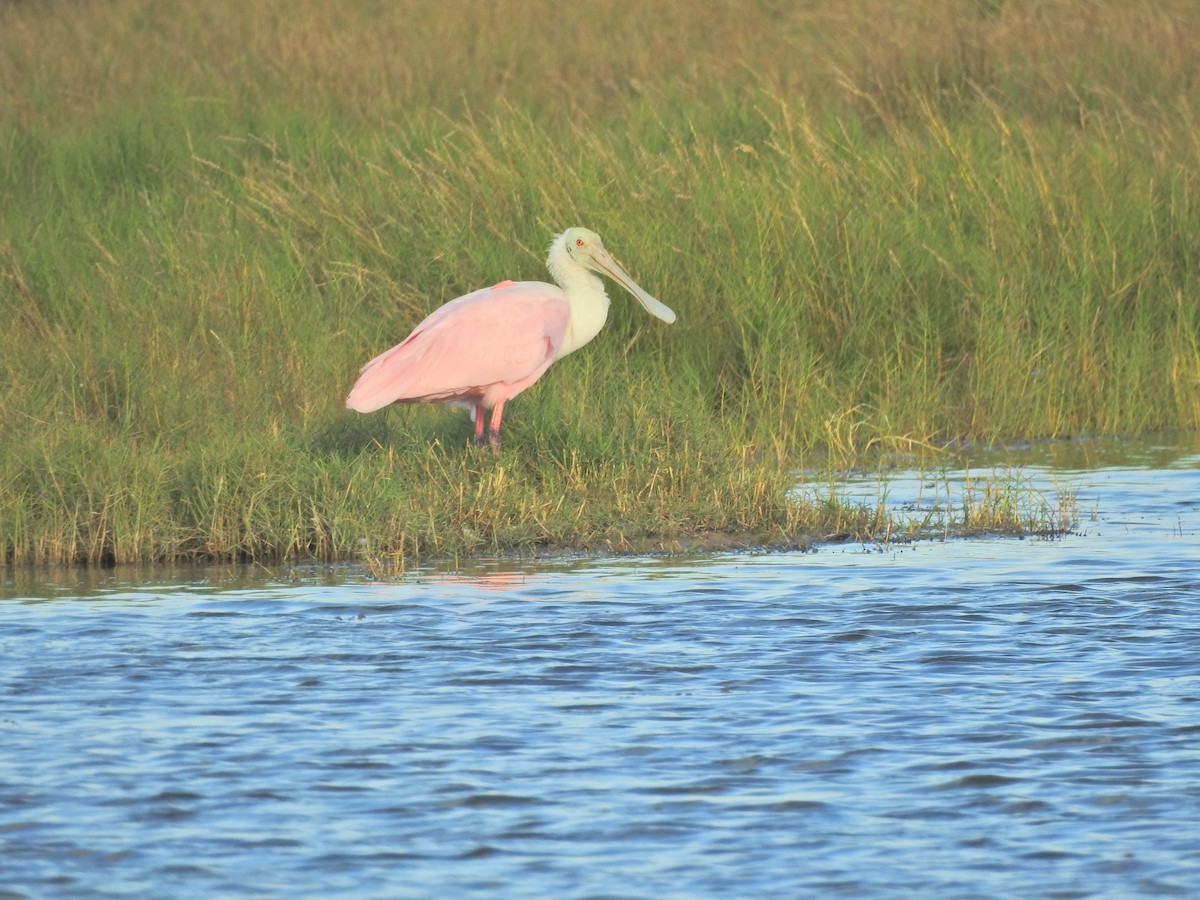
2,0,1198,565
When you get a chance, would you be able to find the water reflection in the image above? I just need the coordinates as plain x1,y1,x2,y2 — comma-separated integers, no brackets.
2,437,1199,897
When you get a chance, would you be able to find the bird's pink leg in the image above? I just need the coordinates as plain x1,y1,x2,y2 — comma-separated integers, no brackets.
473,403,487,447
488,401,505,454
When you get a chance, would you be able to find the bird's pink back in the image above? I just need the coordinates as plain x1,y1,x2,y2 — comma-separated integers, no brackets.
346,281,570,413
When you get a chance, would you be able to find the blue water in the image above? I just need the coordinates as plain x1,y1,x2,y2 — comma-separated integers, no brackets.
2,440,1199,897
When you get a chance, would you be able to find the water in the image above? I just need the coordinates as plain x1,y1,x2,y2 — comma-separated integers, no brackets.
3,438,1199,898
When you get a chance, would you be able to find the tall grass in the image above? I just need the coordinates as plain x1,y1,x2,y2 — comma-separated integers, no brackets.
2,0,1198,565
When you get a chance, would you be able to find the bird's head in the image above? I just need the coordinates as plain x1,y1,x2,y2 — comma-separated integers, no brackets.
552,227,676,324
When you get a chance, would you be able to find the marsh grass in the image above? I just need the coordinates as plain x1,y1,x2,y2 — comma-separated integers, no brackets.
1,0,1196,564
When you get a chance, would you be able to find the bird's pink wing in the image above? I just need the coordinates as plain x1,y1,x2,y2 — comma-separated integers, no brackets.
346,281,569,413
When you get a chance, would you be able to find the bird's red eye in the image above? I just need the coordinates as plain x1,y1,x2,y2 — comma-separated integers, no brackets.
576,238,584,246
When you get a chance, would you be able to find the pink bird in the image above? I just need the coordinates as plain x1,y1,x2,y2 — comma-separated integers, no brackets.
346,227,676,452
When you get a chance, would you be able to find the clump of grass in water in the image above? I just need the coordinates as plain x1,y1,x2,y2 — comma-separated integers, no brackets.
0,0,1195,565
956,470,1080,538
799,463,1079,549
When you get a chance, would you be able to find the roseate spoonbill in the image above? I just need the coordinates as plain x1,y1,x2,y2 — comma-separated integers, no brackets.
345,227,676,452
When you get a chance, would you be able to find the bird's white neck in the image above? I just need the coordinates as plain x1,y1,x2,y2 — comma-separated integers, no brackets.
547,236,611,357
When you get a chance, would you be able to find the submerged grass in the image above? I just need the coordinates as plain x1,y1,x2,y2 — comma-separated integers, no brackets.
2,0,1197,565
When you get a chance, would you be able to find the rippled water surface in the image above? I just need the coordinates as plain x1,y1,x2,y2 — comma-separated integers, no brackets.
3,439,1199,897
